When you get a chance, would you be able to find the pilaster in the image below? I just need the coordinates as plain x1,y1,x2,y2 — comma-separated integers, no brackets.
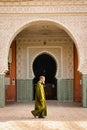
82,74,87,107
0,74,5,107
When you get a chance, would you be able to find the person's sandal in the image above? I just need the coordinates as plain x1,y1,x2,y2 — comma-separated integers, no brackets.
31,111,36,118
38,115,45,118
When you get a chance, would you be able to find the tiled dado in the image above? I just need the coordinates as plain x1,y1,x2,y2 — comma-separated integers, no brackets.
16,78,73,102
57,79,73,102
17,79,33,102
82,74,87,107
0,76,87,107
0,74,5,107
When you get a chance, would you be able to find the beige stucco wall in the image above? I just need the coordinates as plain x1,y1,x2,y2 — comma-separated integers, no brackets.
0,0,87,74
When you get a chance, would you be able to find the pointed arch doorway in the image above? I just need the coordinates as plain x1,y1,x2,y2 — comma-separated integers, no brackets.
33,53,57,100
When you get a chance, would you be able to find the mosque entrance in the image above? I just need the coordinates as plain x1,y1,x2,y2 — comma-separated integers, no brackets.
33,53,57,100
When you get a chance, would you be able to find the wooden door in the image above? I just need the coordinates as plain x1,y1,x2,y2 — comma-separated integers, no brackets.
74,45,82,102
45,83,57,100
5,41,16,102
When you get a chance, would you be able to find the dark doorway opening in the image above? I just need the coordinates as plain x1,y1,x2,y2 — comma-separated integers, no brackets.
33,53,57,100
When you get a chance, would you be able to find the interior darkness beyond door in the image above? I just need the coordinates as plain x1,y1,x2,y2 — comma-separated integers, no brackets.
33,53,57,100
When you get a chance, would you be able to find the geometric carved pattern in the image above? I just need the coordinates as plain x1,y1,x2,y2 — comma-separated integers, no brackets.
63,42,74,79
16,37,74,79
16,41,23,79
27,47,62,79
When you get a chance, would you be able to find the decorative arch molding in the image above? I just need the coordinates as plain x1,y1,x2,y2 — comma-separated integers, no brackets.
32,51,59,77
27,46,62,79
6,18,80,74
32,51,59,78
9,19,79,48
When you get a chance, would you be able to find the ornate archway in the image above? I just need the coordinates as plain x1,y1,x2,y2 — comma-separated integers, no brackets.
6,20,81,103
7,19,80,72
33,52,57,99
0,19,82,107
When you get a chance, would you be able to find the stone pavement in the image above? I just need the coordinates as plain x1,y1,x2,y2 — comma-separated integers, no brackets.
0,101,87,130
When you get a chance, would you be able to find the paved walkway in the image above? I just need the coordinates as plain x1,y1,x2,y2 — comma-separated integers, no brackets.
0,101,87,130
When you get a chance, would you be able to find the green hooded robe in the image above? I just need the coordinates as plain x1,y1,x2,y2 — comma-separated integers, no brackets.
31,81,47,117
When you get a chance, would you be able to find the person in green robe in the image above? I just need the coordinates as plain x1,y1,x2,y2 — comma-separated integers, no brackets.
31,76,47,118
